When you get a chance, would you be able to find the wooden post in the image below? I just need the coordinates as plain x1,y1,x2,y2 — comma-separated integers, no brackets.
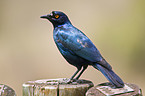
23,78,94,96
86,82,142,96
0,84,16,96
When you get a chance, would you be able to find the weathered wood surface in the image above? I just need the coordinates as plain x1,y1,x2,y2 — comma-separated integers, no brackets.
86,82,142,96
0,84,16,96
23,78,94,96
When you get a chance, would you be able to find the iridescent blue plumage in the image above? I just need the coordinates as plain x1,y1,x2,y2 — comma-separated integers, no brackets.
41,11,124,88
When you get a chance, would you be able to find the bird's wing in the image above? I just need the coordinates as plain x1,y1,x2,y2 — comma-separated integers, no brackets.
55,27,103,62
73,38,103,62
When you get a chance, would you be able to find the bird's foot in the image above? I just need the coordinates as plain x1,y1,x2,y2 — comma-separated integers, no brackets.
56,78,71,84
58,78,76,84
60,78,71,84
63,78,79,84
71,78,78,82
66,79,76,84
65,79,72,84
58,78,83,84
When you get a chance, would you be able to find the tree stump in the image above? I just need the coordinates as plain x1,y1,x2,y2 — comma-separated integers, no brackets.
86,82,142,96
0,84,16,96
23,78,94,96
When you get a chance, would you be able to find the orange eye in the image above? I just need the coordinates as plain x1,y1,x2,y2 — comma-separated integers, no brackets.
55,15,59,19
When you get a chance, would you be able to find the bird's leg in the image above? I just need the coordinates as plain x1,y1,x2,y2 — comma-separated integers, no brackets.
70,67,81,80
75,65,88,80
64,67,82,84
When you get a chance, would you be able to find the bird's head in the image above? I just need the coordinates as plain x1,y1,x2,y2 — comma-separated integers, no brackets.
40,11,71,27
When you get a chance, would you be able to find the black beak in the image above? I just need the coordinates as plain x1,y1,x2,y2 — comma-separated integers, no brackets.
40,12,54,19
40,15,48,19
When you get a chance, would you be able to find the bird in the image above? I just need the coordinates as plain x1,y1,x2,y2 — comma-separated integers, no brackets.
40,11,124,88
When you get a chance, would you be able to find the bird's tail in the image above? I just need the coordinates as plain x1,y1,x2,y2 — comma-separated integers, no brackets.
93,63,124,88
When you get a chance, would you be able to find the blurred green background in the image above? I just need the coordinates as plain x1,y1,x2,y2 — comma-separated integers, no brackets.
0,0,145,95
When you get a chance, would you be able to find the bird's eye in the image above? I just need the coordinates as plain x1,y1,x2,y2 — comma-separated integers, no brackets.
55,15,60,19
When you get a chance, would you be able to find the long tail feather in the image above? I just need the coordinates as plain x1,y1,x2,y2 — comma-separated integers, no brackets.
93,63,124,88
